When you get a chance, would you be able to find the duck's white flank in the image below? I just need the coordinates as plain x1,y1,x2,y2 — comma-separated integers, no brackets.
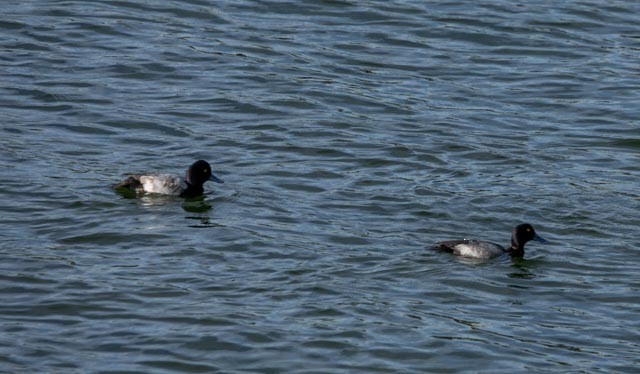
139,174,187,195
453,241,503,259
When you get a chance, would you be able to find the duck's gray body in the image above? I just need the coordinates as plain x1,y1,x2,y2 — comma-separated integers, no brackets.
433,239,506,259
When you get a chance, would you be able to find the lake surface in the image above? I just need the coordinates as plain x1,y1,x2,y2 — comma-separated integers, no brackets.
1,0,639,372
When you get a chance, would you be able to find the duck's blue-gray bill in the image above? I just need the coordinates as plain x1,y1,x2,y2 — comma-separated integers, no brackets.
209,174,224,183
533,234,548,243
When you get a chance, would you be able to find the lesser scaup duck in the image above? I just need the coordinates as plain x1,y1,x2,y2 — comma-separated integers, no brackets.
432,223,547,259
114,160,223,197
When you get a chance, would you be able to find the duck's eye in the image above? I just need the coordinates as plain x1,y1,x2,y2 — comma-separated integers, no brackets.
526,228,531,232
204,169,208,173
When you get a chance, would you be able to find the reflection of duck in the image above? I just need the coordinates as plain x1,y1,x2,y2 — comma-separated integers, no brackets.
432,223,547,259
114,160,223,198
182,197,213,213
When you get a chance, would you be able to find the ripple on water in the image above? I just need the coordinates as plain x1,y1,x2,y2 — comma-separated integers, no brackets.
1,0,640,372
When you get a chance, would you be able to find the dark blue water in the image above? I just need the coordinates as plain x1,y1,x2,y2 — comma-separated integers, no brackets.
2,1,639,372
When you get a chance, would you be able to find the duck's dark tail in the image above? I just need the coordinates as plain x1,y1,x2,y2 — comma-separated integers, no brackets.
432,239,470,253
113,175,142,190
431,241,459,253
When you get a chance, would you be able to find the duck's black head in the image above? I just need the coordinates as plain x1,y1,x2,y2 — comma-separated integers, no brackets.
185,160,224,188
509,223,547,256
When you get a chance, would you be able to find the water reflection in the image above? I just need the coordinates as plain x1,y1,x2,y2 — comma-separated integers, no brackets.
181,196,212,213
114,187,213,213
184,215,217,228
508,257,538,279
137,194,181,207
113,186,137,199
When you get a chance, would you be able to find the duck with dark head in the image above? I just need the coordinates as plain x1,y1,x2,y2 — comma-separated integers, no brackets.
432,223,547,259
114,160,223,198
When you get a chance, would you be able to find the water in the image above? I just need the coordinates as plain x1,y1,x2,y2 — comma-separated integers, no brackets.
1,0,639,372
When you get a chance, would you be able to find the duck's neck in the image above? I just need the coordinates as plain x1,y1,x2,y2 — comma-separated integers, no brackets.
507,238,525,257
181,181,204,197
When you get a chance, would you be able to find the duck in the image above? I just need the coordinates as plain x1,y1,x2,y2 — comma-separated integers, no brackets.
114,160,223,198
432,223,547,259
